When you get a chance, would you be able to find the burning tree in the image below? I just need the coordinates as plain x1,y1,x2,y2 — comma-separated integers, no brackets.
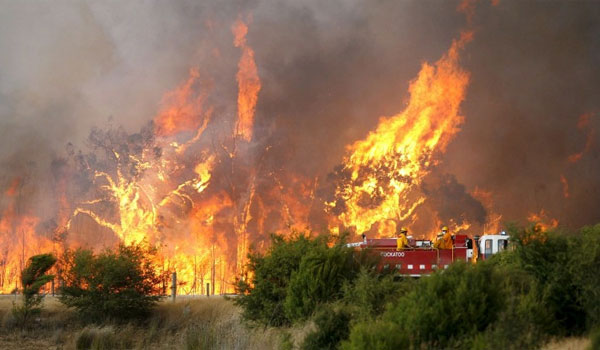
0,6,564,296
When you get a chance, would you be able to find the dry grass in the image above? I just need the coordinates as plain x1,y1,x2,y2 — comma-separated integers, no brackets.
542,337,591,350
0,295,284,350
0,295,593,349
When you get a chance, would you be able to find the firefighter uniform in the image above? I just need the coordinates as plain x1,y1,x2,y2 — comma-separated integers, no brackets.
396,228,409,250
435,226,453,249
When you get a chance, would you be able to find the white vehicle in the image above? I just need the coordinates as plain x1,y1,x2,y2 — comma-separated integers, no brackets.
475,232,509,260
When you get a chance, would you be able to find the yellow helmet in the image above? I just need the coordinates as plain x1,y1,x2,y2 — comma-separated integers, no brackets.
442,226,449,232
400,227,408,233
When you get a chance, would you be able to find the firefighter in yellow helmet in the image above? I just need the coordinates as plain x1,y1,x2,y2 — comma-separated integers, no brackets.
434,226,453,249
396,227,410,250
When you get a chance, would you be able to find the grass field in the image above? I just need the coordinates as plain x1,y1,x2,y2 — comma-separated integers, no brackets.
0,295,285,350
0,295,590,349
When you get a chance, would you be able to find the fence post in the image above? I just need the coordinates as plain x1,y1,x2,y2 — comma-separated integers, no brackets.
171,272,177,302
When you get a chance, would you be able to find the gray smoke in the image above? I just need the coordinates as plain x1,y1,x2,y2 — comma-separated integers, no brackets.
1,0,599,238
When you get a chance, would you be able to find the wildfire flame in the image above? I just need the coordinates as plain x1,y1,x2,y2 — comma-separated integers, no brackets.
0,178,56,292
154,68,212,137
329,31,473,237
232,15,261,142
568,112,595,164
0,5,575,296
52,15,265,294
528,209,559,232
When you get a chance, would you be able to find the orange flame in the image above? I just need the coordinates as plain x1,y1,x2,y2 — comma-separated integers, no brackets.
528,209,558,232
154,68,212,137
331,31,473,235
560,174,570,199
0,178,56,293
58,16,266,294
567,112,595,164
472,187,502,233
232,15,261,141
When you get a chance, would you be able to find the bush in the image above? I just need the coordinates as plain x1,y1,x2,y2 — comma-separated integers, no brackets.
302,305,352,350
510,225,586,335
342,261,505,349
341,268,407,321
235,232,328,326
237,224,600,348
59,244,164,323
12,253,56,328
341,317,409,350
284,244,358,321
569,224,600,330
471,262,550,349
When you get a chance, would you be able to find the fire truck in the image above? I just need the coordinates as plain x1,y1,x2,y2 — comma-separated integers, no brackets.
347,232,509,277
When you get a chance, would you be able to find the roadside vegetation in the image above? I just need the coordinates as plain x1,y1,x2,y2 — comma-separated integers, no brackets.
235,224,600,350
0,224,598,349
59,244,164,323
0,243,279,349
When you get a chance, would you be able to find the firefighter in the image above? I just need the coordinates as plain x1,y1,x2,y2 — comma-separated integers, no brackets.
440,226,453,249
396,227,410,250
434,226,452,249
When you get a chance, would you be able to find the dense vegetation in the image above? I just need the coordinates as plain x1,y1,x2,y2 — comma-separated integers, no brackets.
234,233,356,326
59,244,165,322
236,224,600,349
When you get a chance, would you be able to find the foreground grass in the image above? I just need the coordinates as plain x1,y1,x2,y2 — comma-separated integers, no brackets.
541,337,591,350
0,295,283,350
0,295,590,350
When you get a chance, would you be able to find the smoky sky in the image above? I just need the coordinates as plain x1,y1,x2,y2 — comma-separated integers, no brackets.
1,0,599,230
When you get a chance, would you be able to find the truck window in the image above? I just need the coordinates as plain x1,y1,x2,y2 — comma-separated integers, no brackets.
484,239,492,255
498,239,508,252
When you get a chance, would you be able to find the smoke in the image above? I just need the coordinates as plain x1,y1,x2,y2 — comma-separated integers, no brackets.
1,0,600,239
443,1,600,228
421,172,487,227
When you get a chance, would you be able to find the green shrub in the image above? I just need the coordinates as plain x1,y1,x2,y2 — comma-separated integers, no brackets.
235,232,328,326
343,261,505,349
59,244,164,323
284,244,357,321
509,226,586,335
12,253,56,328
302,305,352,350
341,318,408,350
341,268,407,321
569,224,600,330
471,262,549,349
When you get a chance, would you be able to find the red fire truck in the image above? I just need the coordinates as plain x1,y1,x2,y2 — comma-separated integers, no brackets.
347,232,508,277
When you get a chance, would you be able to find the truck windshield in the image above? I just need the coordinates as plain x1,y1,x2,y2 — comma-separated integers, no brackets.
484,239,492,255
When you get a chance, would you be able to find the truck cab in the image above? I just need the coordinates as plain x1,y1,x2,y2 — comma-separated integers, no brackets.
475,233,509,260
